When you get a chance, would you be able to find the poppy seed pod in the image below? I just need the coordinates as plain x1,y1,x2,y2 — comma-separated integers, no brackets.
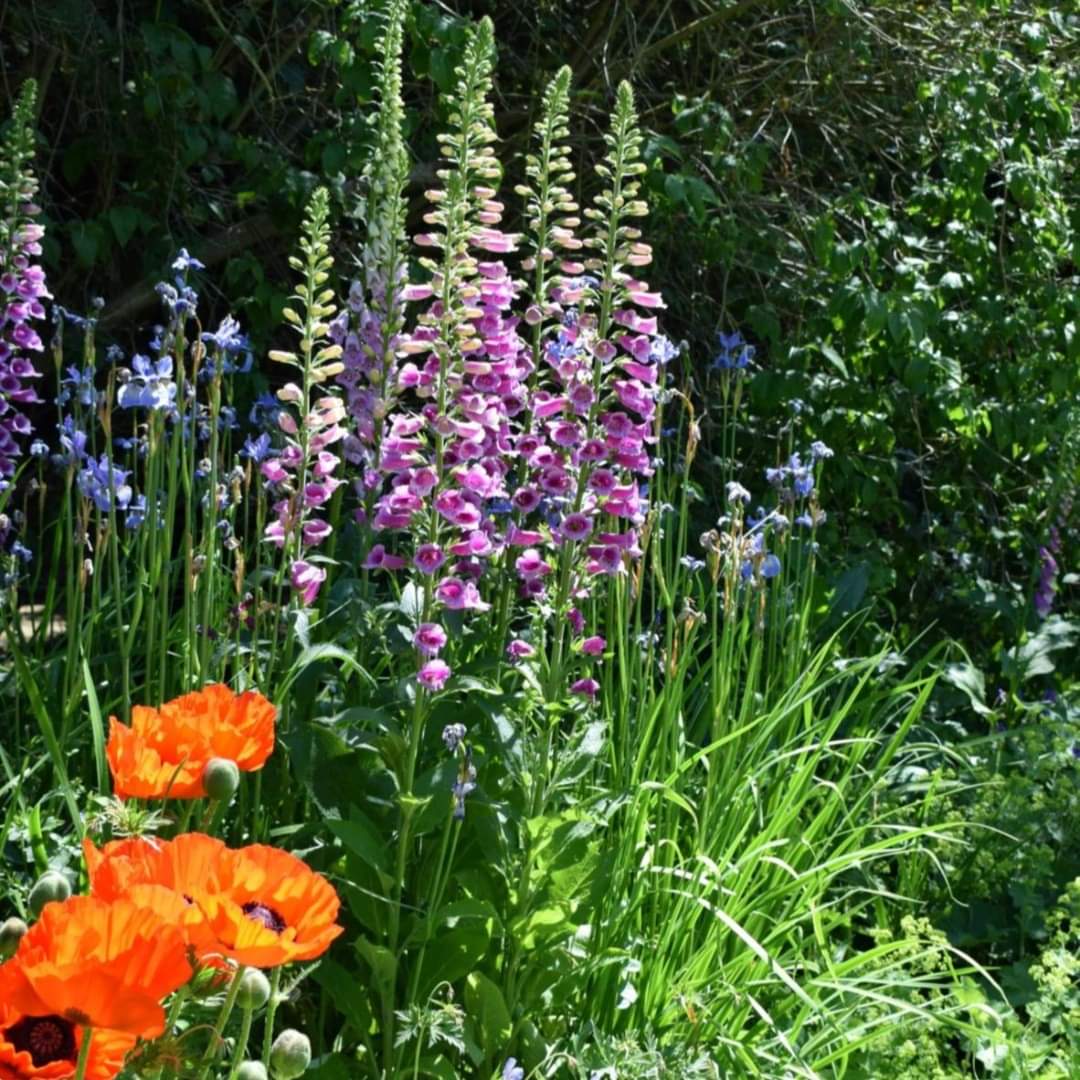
236,967,272,1010
0,916,28,958
203,757,241,802
270,1030,311,1079
236,1063,269,1080
28,871,71,918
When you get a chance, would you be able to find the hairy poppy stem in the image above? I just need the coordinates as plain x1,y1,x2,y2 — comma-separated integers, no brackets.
196,964,246,1080
72,1028,93,1080
226,1004,256,1080
260,967,283,1068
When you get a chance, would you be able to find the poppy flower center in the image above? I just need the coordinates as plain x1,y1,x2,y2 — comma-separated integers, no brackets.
242,901,286,933
6,1014,77,1066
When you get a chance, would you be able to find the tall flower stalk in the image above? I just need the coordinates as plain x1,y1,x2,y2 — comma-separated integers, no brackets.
337,0,411,522
0,79,48,487
266,188,346,639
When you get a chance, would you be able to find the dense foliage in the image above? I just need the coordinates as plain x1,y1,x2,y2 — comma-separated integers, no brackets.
0,1,1077,1078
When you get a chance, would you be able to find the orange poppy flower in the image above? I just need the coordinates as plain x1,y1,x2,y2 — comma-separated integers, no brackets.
83,834,342,969
192,844,343,968
83,833,227,901
0,1003,135,1080
83,834,226,960
0,897,193,1039
106,683,276,799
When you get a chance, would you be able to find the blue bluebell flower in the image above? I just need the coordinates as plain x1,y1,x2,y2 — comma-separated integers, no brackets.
118,354,176,411
241,433,274,463
10,540,32,563
249,392,283,429
726,481,751,504
442,723,467,753
650,335,679,365
452,754,478,820
57,366,97,408
712,330,755,371
56,418,88,465
202,314,246,352
171,248,205,274
78,455,133,512
125,494,148,529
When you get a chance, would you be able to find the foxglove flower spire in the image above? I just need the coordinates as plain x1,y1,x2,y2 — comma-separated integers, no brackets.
265,188,346,607
0,80,48,480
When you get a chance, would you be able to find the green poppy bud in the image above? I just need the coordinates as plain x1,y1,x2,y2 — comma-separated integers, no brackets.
0,916,28,959
236,1063,269,1080
236,968,272,1010
28,872,71,918
270,1030,311,1080
202,757,240,802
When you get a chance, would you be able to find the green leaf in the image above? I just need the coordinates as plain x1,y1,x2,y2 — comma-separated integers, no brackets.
329,814,390,875
818,342,849,379
415,924,491,997
82,658,108,794
107,206,141,249
314,959,374,1034
1003,617,1077,681
465,972,512,1053
942,662,991,716
306,1054,356,1080
357,936,397,990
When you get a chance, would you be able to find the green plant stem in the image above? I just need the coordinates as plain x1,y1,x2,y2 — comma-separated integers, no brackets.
72,1028,93,1080
261,967,283,1069
227,1006,256,1080
196,964,246,1080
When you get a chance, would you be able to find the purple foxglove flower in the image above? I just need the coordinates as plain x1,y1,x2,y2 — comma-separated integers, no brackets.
507,525,544,547
302,520,333,547
414,622,448,656
261,460,289,485
418,658,451,691
414,543,446,575
581,635,606,656
588,469,617,495
290,560,327,606
571,677,600,699
568,608,585,635
515,548,551,579
507,639,535,660
264,519,287,548
511,488,541,513
559,512,593,542
436,577,490,611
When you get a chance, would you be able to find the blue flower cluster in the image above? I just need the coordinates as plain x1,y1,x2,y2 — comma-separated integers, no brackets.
711,329,755,371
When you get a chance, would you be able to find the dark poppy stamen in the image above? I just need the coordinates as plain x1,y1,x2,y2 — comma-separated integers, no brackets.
242,901,287,934
6,1014,78,1066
